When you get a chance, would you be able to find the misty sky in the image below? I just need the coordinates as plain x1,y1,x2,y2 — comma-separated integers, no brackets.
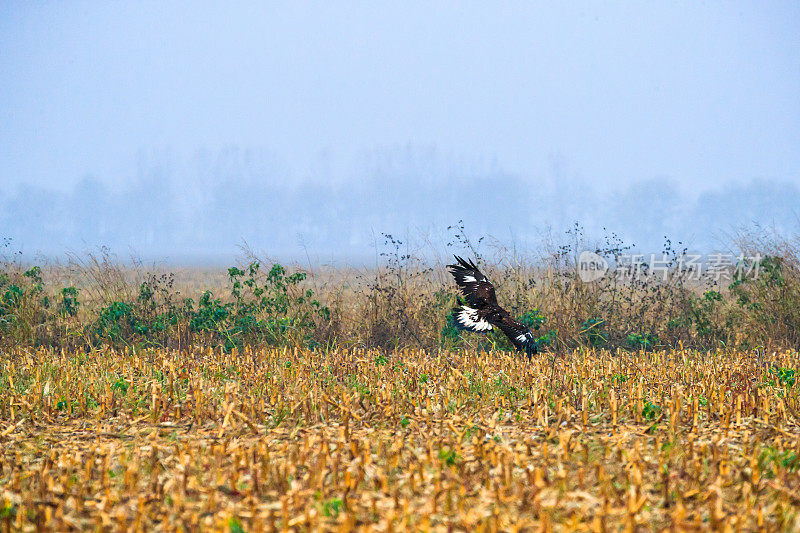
1,2,799,261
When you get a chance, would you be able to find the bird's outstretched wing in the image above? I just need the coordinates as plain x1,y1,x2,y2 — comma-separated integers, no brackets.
448,255,498,333
447,255,497,308
452,305,493,332
495,315,538,356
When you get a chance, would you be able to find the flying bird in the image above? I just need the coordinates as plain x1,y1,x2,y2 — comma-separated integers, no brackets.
447,255,538,359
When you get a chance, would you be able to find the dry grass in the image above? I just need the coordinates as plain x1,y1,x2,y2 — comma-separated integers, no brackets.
2,346,799,531
5,227,800,352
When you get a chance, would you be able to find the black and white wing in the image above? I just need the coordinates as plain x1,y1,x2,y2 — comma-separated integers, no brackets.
447,256,498,333
452,305,494,332
447,256,498,308
495,315,538,355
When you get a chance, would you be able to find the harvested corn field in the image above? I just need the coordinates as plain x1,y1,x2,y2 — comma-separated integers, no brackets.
2,346,800,531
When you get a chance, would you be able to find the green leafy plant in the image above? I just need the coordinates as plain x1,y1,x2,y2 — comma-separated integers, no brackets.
438,448,459,466
765,367,796,388
58,286,80,317
580,317,606,347
642,401,661,420
627,332,658,351
322,498,343,517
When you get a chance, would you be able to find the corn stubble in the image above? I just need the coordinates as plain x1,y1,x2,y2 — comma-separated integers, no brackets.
1,346,799,531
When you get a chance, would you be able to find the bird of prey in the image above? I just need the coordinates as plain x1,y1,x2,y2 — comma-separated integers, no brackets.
447,255,538,359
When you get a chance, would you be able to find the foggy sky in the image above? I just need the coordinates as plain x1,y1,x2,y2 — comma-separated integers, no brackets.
1,3,799,262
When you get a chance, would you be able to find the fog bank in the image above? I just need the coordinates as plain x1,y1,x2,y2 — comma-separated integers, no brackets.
2,147,797,264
